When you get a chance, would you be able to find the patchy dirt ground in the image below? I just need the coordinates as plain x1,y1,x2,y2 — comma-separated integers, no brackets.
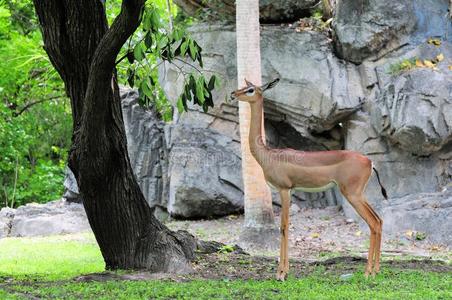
167,206,451,261
68,255,452,283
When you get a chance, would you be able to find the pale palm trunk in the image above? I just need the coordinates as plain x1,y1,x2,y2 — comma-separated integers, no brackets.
236,0,278,250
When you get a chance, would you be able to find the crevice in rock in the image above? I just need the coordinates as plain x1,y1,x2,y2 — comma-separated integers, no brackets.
218,177,243,193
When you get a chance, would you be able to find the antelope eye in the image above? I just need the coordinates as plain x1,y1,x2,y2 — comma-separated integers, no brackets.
246,88,255,95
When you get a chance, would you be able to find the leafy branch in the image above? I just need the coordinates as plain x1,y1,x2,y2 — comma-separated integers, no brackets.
119,4,220,119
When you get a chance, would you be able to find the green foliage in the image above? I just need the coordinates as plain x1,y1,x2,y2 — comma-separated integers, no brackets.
0,1,71,208
218,244,235,254
415,231,427,241
389,57,417,74
117,3,217,121
0,0,217,207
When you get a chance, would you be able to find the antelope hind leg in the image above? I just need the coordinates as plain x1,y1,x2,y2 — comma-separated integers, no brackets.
276,189,290,281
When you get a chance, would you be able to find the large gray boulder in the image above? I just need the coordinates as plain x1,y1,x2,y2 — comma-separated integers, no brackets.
342,185,452,247
371,68,452,156
334,0,416,63
3,200,90,238
173,0,318,23
377,187,452,246
165,124,244,218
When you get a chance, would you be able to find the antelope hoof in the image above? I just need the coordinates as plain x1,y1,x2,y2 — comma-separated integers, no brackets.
276,269,288,281
374,265,380,274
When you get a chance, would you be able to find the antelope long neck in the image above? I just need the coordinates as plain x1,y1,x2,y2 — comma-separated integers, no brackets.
248,98,270,167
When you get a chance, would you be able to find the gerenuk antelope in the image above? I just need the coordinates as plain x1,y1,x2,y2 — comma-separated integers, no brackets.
231,78,388,281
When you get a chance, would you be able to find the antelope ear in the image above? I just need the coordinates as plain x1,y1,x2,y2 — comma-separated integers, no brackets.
261,78,280,91
244,78,253,87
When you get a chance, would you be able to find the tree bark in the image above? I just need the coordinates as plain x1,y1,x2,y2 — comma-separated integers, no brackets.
33,0,196,271
236,0,278,250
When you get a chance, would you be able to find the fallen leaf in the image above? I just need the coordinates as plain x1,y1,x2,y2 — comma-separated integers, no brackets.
436,53,444,62
405,230,413,238
311,233,320,238
423,60,436,68
449,65,452,71
427,38,441,46
415,59,424,67
355,230,362,237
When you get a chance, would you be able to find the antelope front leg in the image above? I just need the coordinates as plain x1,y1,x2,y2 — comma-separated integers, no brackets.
276,189,290,281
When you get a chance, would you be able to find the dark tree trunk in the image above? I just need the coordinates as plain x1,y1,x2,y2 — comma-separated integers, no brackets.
33,0,196,272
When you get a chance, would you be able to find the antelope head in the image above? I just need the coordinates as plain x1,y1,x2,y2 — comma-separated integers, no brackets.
230,78,280,103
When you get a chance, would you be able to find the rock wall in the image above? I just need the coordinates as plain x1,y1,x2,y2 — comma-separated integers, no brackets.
58,0,451,245
155,0,452,245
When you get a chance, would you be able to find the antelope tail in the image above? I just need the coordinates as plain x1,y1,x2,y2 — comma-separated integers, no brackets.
373,167,388,200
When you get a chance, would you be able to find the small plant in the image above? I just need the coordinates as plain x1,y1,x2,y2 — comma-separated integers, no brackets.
218,244,235,254
388,57,417,75
415,232,427,241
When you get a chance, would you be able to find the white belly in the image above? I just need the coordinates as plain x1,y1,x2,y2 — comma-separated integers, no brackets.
266,181,337,193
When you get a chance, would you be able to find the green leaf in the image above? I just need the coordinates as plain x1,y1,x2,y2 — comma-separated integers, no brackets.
158,36,168,49
180,39,189,56
127,51,135,64
127,68,135,88
143,11,152,31
202,102,208,113
144,32,153,49
189,74,196,91
140,77,153,98
172,28,185,41
172,28,184,40
177,97,184,113
184,84,192,101
196,52,203,68
195,77,205,104
133,43,145,61
208,75,217,90
189,39,197,61
162,109,173,121
150,9,160,30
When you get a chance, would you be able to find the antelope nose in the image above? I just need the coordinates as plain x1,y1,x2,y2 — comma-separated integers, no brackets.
230,91,236,100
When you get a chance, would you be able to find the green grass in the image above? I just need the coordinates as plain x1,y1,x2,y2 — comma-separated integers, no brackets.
0,234,451,299
6,270,452,300
0,233,104,281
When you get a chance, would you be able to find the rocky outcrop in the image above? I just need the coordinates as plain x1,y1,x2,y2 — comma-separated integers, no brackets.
156,0,452,244
334,0,416,63
372,68,452,156
0,200,90,238
174,0,318,23
377,187,452,246
55,0,451,244
121,89,168,211
166,125,244,218
342,186,452,246
333,0,452,63
160,25,364,148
